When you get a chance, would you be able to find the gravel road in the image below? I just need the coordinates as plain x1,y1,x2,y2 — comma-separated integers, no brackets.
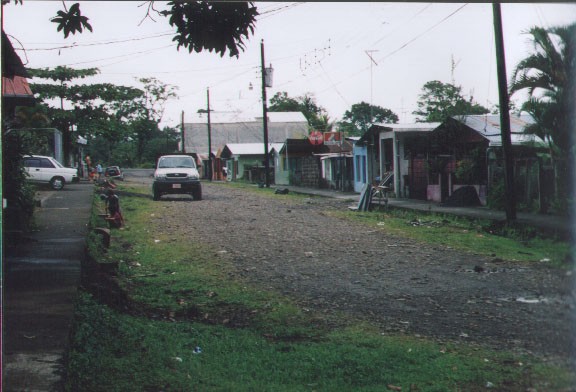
149,181,575,365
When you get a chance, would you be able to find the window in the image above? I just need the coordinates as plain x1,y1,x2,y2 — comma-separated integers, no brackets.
24,158,41,168
40,158,55,168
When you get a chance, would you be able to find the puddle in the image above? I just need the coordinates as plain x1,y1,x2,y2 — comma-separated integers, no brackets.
516,297,550,304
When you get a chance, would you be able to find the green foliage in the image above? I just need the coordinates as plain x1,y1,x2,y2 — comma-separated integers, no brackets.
163,1,258,58
413,80,489,123
341,207,570,265
339,101,399,136
454,148,484,184
28,66,145,165
269,91,330,131
2,132,37,231
51,2,92,38
509,23,575,214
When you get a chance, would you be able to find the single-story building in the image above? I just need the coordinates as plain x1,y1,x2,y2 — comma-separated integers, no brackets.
356,122,440,197
220,142,284,183
183,111,308,155
358,115,546,205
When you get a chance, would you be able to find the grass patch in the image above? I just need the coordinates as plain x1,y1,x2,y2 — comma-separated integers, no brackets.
66,183,575,391
334,208,571,267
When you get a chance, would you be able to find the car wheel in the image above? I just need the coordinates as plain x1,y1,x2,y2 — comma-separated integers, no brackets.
193,188,202,201
50,176,65,190
153,189,160,201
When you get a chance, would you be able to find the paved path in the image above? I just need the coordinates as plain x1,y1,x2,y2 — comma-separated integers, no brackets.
3,182,93,392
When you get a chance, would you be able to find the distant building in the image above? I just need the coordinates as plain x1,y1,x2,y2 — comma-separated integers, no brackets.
220,142,284,182
183,111,308,155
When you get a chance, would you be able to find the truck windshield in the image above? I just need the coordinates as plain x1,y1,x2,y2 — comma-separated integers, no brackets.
158,157,196,169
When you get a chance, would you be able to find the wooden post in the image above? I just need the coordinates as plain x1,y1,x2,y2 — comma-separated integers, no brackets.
492,3,516,222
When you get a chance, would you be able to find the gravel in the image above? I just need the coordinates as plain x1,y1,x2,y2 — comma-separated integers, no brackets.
150,181,576,365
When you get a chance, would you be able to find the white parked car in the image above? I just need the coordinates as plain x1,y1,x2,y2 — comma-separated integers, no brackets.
23,155,78,190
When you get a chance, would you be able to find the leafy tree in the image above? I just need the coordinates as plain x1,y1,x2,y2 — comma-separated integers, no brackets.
509,23,576,213
135,77,179,123
268,92,330,131
125,78,178,164
413,80,489,123
339,101,399,136
509,23,575,159
8,1,259,58
28,66,144,165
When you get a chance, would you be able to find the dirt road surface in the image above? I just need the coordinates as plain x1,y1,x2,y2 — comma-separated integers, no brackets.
151,182,575,365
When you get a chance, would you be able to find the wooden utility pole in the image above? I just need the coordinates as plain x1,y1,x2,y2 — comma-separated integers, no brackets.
207,88,212,181
181,110,185,153
261,40,270,188
492,3,516,222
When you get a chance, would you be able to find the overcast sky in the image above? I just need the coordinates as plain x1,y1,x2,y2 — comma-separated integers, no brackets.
3,2,576,129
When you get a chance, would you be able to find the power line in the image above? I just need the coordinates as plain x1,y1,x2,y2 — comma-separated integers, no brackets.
257,3,305,19
49,44,174,67
315,3,470,95
16,32,174,52
376,4,469,64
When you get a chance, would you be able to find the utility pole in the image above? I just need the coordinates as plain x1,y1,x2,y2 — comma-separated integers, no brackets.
365,50,378,120
492,3,516,222
181,110,185,153
207,88,212,181
261,39,271,188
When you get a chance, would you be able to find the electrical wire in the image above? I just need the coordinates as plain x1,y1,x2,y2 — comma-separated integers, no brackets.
51,44,174,67
17,32,174,51
314,3,470,95
257,3,305,19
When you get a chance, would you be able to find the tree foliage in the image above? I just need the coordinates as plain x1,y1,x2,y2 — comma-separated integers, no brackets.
162,1,258,58
8,1,258,58
413,80,489,123
339,101,399,136
268,92,331,131
50,2,92,38
509,23,575,158
28,66,145,164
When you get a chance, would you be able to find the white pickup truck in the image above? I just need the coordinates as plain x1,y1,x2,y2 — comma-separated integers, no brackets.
152,154,202,201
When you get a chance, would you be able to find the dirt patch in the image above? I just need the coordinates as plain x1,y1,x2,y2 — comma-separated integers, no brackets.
148,183,575,365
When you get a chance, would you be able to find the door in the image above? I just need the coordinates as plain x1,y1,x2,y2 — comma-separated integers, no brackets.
23,158,43,182
41,157,59,181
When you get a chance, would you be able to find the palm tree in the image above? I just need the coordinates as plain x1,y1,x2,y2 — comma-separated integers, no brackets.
509,23,575,157
509,23,575,211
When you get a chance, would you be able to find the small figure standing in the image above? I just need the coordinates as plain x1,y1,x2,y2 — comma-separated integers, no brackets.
96,162,103,180
85,155,93,181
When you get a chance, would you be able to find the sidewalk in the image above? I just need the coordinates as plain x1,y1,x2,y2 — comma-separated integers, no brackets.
3,181,94,392
280,184,572,239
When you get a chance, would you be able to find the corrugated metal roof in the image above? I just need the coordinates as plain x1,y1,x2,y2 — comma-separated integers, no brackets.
451,114,544,146
373,122,442,132
184,112,308,154
187,111,306,124
224,143,284,156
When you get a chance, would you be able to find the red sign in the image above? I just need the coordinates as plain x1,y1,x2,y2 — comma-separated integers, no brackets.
308,131,323,145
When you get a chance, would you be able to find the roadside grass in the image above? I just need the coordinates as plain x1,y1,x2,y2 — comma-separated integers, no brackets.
65,183,575,391
332,208,571,267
